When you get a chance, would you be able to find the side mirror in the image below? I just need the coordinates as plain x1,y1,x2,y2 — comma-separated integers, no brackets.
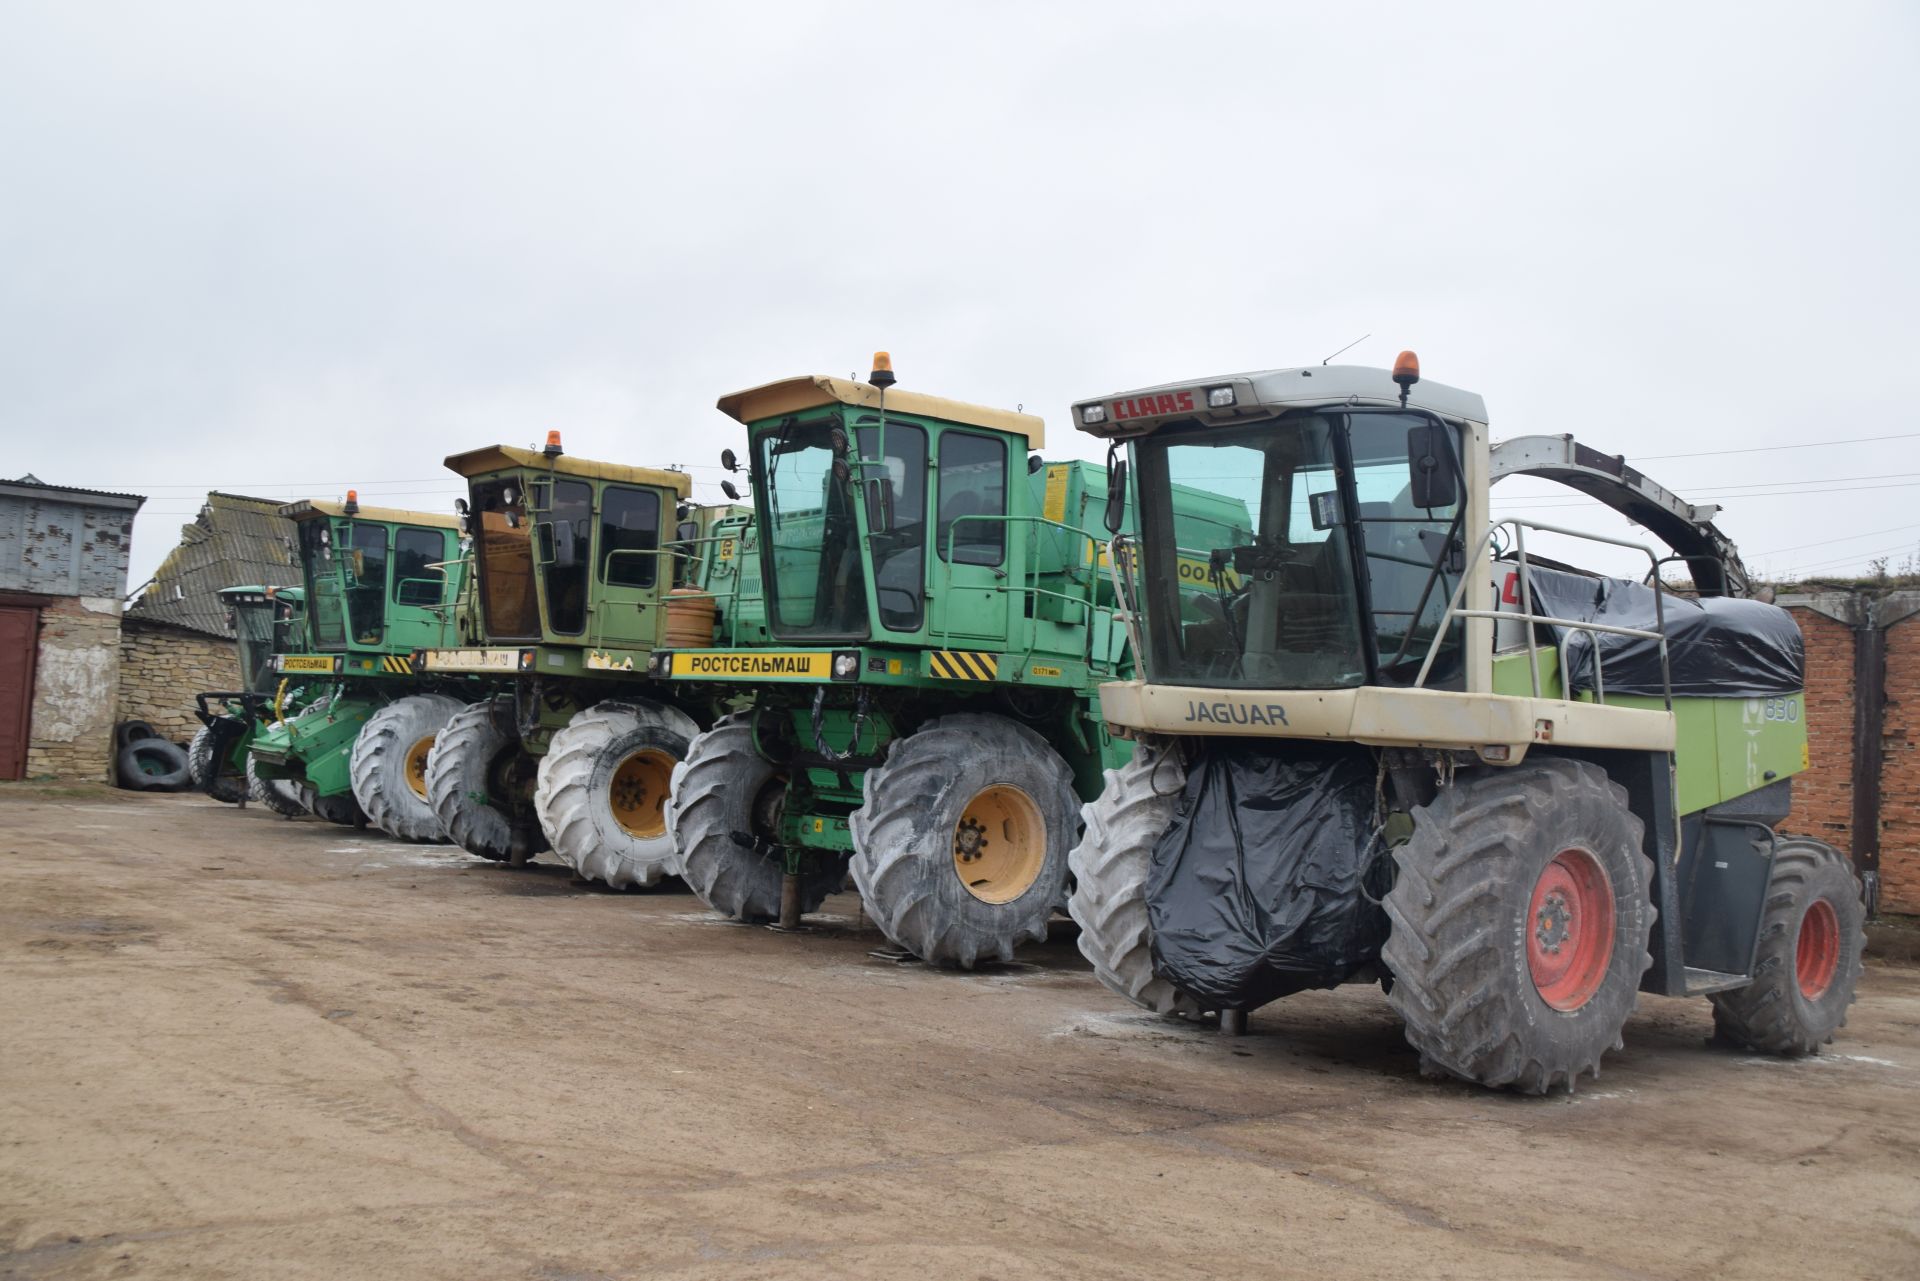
1104,459,1128,535
720,479,741,502
720,448,739,473
1407,423,1458,510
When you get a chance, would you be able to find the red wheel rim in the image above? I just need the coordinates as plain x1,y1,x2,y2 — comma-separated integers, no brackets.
1527,847,1616,1012
1796,898,1840,999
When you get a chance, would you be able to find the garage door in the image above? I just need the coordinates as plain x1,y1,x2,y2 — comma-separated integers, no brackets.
0,605,39,780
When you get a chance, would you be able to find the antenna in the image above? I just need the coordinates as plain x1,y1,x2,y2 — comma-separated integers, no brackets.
1321,333,1370,365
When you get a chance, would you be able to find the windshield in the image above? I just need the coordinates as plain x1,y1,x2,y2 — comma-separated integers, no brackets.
232,600,279,693
1131,412,1463,689
300,521,346,650
756,417,928,640
470,477,540,640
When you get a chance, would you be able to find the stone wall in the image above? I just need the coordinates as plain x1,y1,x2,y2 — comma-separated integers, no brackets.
116,619,241,745
24,594,125,782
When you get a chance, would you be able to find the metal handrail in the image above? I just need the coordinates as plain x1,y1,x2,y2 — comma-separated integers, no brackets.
936,513,1117,670
1104,533,1148,674
1414,517,1673,709
588,529,755,649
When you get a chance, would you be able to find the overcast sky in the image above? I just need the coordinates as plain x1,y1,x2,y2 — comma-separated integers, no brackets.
3,2,1916,592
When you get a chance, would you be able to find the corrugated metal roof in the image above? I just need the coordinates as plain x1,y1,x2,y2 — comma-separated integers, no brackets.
126,492,302,638
2,475,146,509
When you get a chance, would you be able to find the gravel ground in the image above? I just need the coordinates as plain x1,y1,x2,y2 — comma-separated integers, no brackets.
2,785,1916,1280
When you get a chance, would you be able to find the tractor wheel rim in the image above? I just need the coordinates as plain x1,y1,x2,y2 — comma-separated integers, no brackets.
952,784,1046,905
1526,846,1616,1012
608,749,675,840
404,735,436,801
1796,898,1841,999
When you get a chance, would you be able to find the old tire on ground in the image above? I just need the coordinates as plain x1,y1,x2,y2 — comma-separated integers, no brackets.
1382,756,1653,1093
666,715,846,921
247,751,306,817
425,697,549,863
349,694,464,842
114,720,160,751
535,700,700,889
1067,740,1204,1017
117,739,190,791
1708,836,1865,1055
189,724,247,804
850,713,1077,969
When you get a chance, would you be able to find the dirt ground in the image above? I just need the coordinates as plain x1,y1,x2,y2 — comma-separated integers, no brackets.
2,787,1916,1280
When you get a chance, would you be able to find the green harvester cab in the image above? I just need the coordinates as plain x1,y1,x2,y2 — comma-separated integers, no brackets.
187,584,310,807
652,357,1244,967
247,497,478,836
418,436,760,879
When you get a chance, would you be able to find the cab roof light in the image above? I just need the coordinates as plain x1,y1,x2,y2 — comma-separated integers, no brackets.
1206,386,1236,408
1392,350,1420,407
869,351,896,389
1080,404,1108,425
343,489,360,516
544,429,564,458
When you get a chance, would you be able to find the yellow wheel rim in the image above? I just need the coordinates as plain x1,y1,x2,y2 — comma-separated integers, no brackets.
404,734,436,801
952,784,1046,904
609,749,675,839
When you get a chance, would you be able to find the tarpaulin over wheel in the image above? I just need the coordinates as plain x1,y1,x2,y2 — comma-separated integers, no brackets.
1145,742,1389,1010
1514,565,1804,698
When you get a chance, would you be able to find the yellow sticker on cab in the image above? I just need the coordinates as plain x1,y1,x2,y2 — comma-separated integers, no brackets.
670,651,832,679
280,655,335,673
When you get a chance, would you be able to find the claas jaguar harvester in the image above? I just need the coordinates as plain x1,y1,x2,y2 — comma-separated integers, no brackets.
654,354,1248,968
421,433,759,883
1066,352,1866,1092
187,584,310,812
247,495,476,838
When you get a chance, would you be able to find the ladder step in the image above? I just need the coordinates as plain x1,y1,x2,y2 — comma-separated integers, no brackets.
1683,966,1749,995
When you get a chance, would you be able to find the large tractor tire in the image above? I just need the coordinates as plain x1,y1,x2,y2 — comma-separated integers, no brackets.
189,724,247,804
1067,741,1204,1017
1709,836,1865,1055
1382,756,1654,1094
850,713,1076,969
247,752,307,818
535,700,699,889
666,715,846,920
349,694,464,842
425,697,549,863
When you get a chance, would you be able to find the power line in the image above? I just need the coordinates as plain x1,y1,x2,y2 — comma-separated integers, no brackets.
1751,522,1920,557
1633,430,1920,461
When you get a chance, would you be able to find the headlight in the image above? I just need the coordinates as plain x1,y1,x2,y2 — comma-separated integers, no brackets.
832,650,860,680
273,656,285,672
1207,386,1236,408
1079,404,1108,425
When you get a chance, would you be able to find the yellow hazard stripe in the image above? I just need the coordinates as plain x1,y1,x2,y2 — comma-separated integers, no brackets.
381,655,413,674
929,650,998,681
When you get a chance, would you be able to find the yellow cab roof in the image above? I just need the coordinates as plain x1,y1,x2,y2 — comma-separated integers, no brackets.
441,444,694,499
716,375,1045,449
279,499,461,529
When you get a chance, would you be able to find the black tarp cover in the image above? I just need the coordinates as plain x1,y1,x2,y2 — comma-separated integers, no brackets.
1513,565,1804,699
1146,743,1390,1010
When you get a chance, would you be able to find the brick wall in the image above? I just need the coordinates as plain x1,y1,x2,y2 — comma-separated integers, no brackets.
1784,598,1918,915
115,620,241,744
24,595,125,782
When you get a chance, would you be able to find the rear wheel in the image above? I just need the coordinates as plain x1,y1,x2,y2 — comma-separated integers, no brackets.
307,788,368,827
850,713,1076,969
667,715,846,920
350,694,464,842
189,724,247,804
426,697,548,862
535,701,699,889
1067,741,1203,1016
1382,757,1653,1093
1709,837,1865,1055
247,751,306,817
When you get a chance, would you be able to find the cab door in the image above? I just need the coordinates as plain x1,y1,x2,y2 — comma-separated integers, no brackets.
591,483,667,654
932,429,1016,644
389,525,464,649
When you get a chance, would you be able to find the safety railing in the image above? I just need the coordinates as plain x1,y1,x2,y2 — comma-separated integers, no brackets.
591,529,763,651
1414,517,1673,709
936,513,1117,672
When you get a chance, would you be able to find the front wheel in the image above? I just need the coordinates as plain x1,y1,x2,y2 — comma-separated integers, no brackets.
534,701,699,889
350,694,465,842
247,751,306,817
1709,837,1865,1055
189,724,247,804
426,697,548,862
850,713,1077,969
1382,756,1653,1093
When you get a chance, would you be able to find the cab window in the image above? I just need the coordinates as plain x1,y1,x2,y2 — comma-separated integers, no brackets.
392,527,446,606
599,486,661,588
937,431,1007,566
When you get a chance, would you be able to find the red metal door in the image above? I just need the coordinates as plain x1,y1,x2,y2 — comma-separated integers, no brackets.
0,605,39,780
